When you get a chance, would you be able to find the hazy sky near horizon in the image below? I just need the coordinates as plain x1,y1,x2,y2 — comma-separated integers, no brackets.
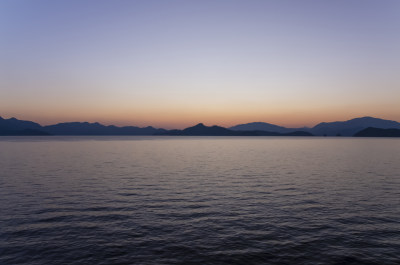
1,0,399,128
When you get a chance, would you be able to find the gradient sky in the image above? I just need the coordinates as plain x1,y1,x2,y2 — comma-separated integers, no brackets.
1,0,399,128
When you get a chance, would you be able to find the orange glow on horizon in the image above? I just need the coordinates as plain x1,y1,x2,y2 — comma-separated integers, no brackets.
2,104,399,130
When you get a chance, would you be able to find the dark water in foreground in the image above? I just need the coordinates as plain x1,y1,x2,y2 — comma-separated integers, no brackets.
0,136,399,265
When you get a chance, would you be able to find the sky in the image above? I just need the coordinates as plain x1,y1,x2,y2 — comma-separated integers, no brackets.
1,0,399,129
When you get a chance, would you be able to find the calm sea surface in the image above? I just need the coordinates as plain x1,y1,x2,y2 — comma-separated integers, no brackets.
0,136,399,265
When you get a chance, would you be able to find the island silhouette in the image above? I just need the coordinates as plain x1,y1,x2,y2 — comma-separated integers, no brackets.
1,116,400,137
353,127,400,137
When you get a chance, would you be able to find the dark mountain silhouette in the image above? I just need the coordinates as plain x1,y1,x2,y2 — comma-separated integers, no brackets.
230,117,400,136
0,116,50,135
176,123,235,135
230,122,293,133
0,116,42,131
157,123,313,136
0,116,165,136
1,115,399,137
43,122,166,135
158,123,237,136
354,127,400,137
0,128,51,136
310,117,400,136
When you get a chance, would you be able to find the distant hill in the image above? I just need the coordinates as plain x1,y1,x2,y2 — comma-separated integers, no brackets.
0,116,165,136
160,123,236,136
310,117,400,136
0,116,50,135
0,116,42,131
230,122,293,133
43,122,166,135
230,117,400,136
354,127,400,137
157,123,313,136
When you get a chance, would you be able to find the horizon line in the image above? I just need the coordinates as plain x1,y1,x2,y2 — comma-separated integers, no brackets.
1,115,398,130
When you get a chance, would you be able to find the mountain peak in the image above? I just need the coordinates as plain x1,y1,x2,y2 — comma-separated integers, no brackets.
230,121,290,133
193,123,206,127
350,116,378,121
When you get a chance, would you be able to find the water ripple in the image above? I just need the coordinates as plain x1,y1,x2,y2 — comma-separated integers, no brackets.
1,137,400,264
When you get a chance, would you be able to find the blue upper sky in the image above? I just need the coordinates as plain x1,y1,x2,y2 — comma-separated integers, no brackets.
1,0,399,128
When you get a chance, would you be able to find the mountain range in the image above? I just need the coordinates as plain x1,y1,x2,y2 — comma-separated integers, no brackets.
230,117,400,136
1,116,400,137
0,117,166,136
156,123,312,136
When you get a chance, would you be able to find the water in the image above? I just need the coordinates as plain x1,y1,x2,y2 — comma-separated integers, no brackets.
0,136,399,265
